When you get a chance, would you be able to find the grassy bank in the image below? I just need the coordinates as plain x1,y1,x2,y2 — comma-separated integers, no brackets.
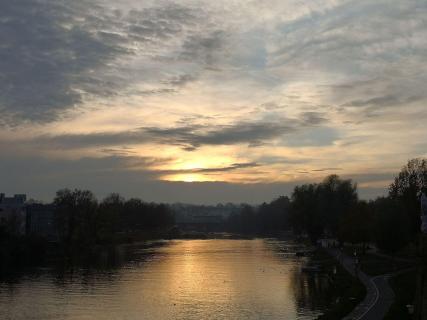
384,270,416,320
343,246,413,276
357,253,412,276
342,246,416,319
312,249,366,320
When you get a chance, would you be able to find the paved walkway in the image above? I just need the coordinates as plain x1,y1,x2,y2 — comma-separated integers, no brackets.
326,248,394,320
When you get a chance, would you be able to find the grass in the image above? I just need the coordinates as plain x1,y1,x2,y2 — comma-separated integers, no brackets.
342,245,417,320
312,249,366,320
358,254,413,276
384,271,417,320
343,247,413,276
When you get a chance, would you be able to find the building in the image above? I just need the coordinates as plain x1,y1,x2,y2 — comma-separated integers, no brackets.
26,203,57,240
171,203,230,232
176,213,225,232
0,193,27,234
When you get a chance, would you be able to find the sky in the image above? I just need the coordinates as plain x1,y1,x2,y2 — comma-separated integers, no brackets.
1,0,426,204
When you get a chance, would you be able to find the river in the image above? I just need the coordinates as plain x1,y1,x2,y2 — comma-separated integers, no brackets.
0,239,331,319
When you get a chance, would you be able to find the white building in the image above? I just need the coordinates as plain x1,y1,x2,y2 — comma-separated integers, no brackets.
0,193,27,234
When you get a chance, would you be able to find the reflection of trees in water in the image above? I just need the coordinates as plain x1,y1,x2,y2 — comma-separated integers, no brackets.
1,241,166,289
51,242,168,288
265,239,333,315
292,270,331,312
290,267,332,314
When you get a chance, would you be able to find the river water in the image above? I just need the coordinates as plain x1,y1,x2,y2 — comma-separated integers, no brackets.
0,239,331,320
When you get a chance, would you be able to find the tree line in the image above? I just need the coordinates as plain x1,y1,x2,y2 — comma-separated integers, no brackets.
226,196,291,234
0,190,174,268
1,158,425,259
53,189,175,250
228,158,427,255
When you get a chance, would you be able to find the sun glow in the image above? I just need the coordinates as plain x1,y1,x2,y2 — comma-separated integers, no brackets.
158,154,239,182
164,173,212,182
181,174,200,182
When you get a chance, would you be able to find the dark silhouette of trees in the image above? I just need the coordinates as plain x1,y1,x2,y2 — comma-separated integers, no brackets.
338,201,372,251
97,193,124,243
286,161,424,252
9,159,426,261
389,158,427,238
257,196,291,233
227,197,291,235
290,183,322,243
122,198,145,231
53,189,175,249
289,175,358,243
318,175,358,237
372,197,410,255
227,204,257,234
54,189,98,249
122,199,174,231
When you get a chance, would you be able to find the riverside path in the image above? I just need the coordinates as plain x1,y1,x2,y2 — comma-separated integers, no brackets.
326,248,394,320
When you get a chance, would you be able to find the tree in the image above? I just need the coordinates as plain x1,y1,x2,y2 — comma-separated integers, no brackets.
122,198,144,231
373,197,410,256
121,199,174,232
338,200,372,251
317,175,358,237
289,175,358,243
97,193,124,243
227,204,256,234
389,158,427,238
257,196,291,233
290,183,322,243
54,189,98,249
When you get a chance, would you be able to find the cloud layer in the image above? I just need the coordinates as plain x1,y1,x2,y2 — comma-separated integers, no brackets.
1,0,426,202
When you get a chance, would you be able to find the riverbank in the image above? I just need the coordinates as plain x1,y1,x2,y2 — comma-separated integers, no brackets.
0,238,337,320
384,270,417,320
0,229,172,275
3,233,413,320
324,245,417,320
354,250,416,320
0,231,266,275
307,248,365,320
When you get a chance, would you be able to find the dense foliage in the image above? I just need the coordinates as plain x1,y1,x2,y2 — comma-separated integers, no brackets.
226,196,290,235
54,189,175,250
389,158,427,239
290,175,358,243
226,158,426,254
2,158,425,260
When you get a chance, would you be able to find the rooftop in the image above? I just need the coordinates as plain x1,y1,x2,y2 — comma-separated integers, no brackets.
0,193,27,205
